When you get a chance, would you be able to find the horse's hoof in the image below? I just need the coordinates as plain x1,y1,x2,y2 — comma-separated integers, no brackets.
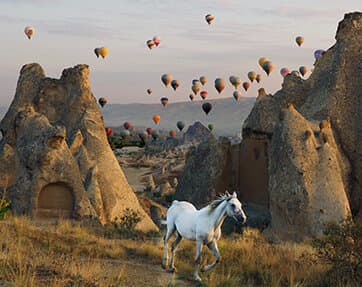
168,267,176,273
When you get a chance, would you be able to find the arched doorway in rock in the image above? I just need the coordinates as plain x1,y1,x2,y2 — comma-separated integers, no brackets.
36,182,74,219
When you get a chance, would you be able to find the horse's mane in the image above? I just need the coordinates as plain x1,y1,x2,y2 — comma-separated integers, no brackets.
208,193,231,212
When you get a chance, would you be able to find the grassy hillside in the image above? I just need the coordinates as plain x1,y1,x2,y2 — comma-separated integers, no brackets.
101,97,255,136
1,215,359,287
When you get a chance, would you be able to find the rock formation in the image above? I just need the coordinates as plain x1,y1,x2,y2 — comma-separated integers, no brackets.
182,121,214,144
0,63,157,232
175,12,361,241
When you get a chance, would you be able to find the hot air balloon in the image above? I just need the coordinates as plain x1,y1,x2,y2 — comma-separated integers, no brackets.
280,68,290,78
299,66,307,77
200,90,208,100
123,122,132,130
192,84,200,95
248,71,257,82
242,82,251,92
94,48,100,58
138,131,148,141
24,26,35,39
200,76,208,86
169,130,177,138
256,74,262,83
205,14,215,25
153,36,161,46
161,74,173,87
121,129,130,138
177,121,185,131
291,70,300,77
189,94,195,101
233,91,242,101
147,40,155,49
258,57,269,68
147,88,152,95
202,102,212,115
161,97,169,107
192,79,201,86
153,114,161,124
151,130,159,140
314,49,325,60
105,127,112,137
296,36,304,47
146,127,153,135
171,80,180,91
229,76,241,90
262,61,274,76
215,78,225,94
98,97,107,108
98,47,109,58
208,123,214,131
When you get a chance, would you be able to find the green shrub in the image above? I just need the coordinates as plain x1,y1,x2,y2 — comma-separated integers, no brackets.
0,198,11,220
312,217,362,285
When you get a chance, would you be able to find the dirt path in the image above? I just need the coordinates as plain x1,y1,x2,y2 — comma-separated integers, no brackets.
95,257,194,287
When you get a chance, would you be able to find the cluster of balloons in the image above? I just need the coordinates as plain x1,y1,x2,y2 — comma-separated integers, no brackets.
146,36,161,50
94,47,109,59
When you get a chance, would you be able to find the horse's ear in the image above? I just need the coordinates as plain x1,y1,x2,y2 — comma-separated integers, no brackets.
225,190,230,197
232,191,237,198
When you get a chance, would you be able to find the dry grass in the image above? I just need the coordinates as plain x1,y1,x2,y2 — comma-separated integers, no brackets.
0,215,359,287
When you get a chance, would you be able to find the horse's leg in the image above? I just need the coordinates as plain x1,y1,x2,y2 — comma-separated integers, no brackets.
194,240,203,281
168,232,182,272
162,225,175,269
201,240,221,272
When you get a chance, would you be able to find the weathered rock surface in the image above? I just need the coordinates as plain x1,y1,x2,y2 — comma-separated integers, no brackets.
182,121,214,144
0,64,157,232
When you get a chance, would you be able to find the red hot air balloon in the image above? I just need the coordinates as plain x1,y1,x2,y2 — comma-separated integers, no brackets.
146,127,154,135
280,68,290,78
105,127,112,137
200,90,208,100
123,122,132,130
169,130,177,138
242,82,251,91
153,36,160,46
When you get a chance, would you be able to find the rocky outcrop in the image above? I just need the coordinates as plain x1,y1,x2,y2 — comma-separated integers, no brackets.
175,138,231,208
0,64,157,232
182,121,214,144
176,12,361,241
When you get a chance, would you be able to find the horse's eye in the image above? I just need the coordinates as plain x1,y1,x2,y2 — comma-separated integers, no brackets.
230,203,235,208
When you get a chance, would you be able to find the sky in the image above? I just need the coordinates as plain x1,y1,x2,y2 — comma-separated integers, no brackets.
0,0,360,107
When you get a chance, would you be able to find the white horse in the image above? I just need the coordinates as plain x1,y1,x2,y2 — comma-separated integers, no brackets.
162,191,247,281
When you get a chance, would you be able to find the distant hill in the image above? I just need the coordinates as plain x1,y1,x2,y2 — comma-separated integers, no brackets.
0,97,256,136
101,97,255,136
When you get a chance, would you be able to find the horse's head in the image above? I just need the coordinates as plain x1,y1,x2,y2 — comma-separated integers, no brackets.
225,191,247,224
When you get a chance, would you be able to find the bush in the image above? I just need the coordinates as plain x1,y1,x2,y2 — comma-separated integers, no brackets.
312,217,362,285
0,198,11,220
108,208,142,238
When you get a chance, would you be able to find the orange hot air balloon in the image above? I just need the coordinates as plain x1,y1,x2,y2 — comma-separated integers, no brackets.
205,14,215,25
256,74,262,83
169,130,177,138
242,82,250,91
299,66,307,77
296,36,304,47
153,114,161,124
200,90,208,100
98,47,109,58
248,71,257,82
105,127,112,137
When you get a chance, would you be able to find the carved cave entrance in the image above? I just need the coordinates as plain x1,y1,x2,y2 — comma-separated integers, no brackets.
36,182,74,219
238,138,269,208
